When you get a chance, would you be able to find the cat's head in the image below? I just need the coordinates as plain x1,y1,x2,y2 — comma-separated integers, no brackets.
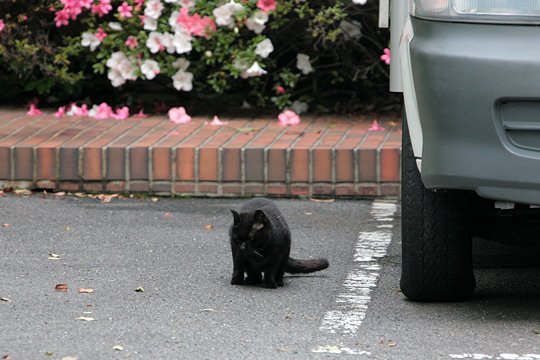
229,209,269,250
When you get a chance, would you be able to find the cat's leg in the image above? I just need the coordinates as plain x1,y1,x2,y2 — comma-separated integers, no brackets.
275,258,287,287
244,263,262,285
263,265,279,289
230,245,246,285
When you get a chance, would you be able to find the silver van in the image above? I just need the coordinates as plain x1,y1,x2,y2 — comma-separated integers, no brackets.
382,0,540,301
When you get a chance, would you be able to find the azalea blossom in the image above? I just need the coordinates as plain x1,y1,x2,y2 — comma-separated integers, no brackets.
144,0,164,19
207,116,228,126
241,62,267,78
118,2,133,18
172,29,193,54
55,106,66,118
380,48,391,65
81,32,101,51
278,110,301,126
143,16,158,31
257,0,277,12
353,0,367,4
91,0,113,17
146,32,168,53
168,106,191,124
213,2,244,28
89,102,114,119
125,36,139,49
27,104,43,117
54,10,70,27
95,28,108,42
106,51,137,87
255,38,274,59
133,109,149,118
245,11,268,34
368,119,385,131
67,104,89,116
0,19,4,33
111,106,130,120
172,69,193,91
296,53,314,75
174,8,216,37
339,20,361,39
141,59,160,80
172,57,190,71
276,85,286,94
108,22,122,31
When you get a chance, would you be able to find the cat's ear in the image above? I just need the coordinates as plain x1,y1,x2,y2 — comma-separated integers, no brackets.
230,210,240,227
253,210,266,227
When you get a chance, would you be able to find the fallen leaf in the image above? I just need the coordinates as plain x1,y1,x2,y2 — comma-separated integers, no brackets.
199,308,216,313
113,345,124,351
48,253,60,260
0,297,10,302
304,212,312,216
44,352,55,357
14,189,32,196
533,329,540,335
309,198,335,203
277,347,298,353
65,225,71,231
79,288,94,294
135,287,144,293
61,357,77,360
164,212,172,218
285,313,293,320
2,224,10,228
388,341,397,348
75,316,95,321
2,355,12,360
205,224,214,231
74,192,87,198
54,191,66,197
98,194,119,203
82,311,92,314
55,283,68,292
312,345,341,354
150,197,159,202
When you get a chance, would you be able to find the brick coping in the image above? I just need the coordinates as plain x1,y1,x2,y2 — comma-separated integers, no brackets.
0,109,402,198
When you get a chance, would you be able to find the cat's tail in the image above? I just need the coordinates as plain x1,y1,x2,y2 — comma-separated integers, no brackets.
286,257,329,274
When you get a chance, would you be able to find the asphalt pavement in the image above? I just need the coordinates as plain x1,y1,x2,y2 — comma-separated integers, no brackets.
0,195,539,359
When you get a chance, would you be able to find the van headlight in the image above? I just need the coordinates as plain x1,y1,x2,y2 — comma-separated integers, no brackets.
412,0,540,24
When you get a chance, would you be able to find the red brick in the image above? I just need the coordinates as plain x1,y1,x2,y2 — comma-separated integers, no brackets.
199,147,219,181
290,149,309,182
221,183,243,196
267,149,287,182
244,148,265,182
151,182,172,193
335,184,356,196
173,182,196,194
266,184,288,196
380,183,400,196
13,147,33,180
129,181,149,192
58,182,80,192
312,184,334,196
198,183,218,194
335,149,354,183
243,184,265,195
36,147,56,180
130,147,148,180
356,184,378,197
221,148,242,182
312,148,332,182
380,148,400,182
36,180,56,190
357,149,377,182
290,184,310,197
83,182,104,193
290,119,329,182
106,181,126,192
83,147,103,180
152,147,171,180
176,147,195,181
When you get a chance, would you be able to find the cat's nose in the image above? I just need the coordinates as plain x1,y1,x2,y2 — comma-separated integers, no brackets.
240,242,246,250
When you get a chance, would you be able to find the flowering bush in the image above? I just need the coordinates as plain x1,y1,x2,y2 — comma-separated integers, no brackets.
0,0,394,113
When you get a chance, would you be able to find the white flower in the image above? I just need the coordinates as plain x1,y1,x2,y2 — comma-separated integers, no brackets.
241,62,267,78
255,39,274,59
106,52,137,87
213,1,244,28
296,53,314,75
164,0,179,2
141,59,160,80
143,17,158,31
145,0,164,19
233,58,249,72
172,69,193,91
246,11,268,34
339,20,361,39
172,29,192,54
353,0,367,4
172,58,190,71
81,32,100,51
179,0,195,7
290,100,308,114
146,32,166,53
168,10,181,32
108,22,122,31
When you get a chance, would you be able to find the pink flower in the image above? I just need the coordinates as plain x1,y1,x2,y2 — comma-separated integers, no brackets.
368,119,385,132
134,0,144,10
380,47,391,65
91,0,113,17
125,36,139,49
90,102,114,119
133,109,149,118
55,106,66,118
176,8,216,38
278,110,300,126
257,0,277,12
206,116,228,126
72,104,89,116
111,106,130,120
0,19,5,33
27,104,43,117
168,106,192,124
54,10,70,27
95,28,108,42
118,2,133,18
276,85,285,94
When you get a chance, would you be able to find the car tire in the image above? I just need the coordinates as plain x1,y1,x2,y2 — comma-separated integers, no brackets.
400,112,476,302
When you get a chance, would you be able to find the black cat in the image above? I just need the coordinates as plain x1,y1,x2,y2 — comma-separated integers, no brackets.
229,198,329,289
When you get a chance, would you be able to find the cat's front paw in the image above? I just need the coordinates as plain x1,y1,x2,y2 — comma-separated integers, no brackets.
231,276,245,285
245,275,262,285
263,280,278,289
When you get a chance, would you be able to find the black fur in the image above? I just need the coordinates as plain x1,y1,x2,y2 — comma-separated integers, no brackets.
229,198,329,289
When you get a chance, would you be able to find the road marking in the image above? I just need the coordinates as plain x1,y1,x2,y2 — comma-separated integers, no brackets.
319,200,397,335
311,345,371,356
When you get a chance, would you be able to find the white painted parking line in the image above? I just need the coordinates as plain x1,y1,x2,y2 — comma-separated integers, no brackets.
450,354,540,360
319,200,398,335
